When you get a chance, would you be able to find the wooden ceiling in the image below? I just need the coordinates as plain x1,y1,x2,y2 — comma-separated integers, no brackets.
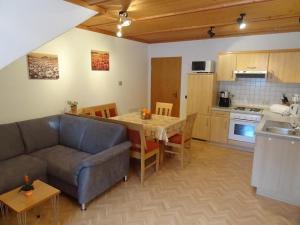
67,0,300,43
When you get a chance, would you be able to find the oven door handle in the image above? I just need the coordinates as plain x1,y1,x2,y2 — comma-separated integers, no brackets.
231,118,259,124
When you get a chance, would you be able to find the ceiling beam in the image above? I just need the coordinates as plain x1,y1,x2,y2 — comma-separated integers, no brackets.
87,0,273,28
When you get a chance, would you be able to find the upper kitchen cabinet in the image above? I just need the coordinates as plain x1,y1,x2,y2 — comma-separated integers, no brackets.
268,51,300,83
217,54,236,81
236,53,269,71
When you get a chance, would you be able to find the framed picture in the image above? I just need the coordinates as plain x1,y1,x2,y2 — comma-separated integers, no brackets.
27,53,59,79
91,50,109,71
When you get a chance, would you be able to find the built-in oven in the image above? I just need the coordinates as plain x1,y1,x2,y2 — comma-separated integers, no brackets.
229,113,262,143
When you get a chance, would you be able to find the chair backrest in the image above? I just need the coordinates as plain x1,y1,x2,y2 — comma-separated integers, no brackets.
126,122,151,156
155,102,173,116
184,113,198,141
79,103,118,118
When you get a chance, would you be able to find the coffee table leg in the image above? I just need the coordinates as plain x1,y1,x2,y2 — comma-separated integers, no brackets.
51,195,60,225
17,211,26,225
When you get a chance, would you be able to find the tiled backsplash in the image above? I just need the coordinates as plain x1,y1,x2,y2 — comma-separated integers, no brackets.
219,78,300,106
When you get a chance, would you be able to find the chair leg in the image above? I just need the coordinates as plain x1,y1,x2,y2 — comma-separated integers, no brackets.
155,152,159,172
140,159,145,185
185,139,192,149
180,145,184,169
124,175,128,182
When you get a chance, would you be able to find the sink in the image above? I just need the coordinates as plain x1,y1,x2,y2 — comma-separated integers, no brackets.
265,127,296,135
262,120,300,136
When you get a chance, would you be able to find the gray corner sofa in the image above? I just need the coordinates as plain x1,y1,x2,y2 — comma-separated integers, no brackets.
0,114,130,210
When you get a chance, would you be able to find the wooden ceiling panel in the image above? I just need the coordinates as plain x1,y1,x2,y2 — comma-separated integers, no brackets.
135,17,300,43
67,0,300,43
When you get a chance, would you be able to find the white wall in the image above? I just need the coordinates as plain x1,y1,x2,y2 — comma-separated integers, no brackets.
0,0,96,69
0,28,148,123
148,32,300,116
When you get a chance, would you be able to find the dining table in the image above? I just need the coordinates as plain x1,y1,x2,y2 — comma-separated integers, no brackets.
110,112,186,143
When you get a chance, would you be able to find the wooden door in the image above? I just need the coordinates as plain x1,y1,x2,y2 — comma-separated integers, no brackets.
236,53,269,71
268,51,300,83
151,57,181,117
217,54,236,81
187,74,215,116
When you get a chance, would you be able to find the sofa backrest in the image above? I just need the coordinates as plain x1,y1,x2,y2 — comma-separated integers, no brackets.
60,115,127,154
0,123,25,161
18,116,60,153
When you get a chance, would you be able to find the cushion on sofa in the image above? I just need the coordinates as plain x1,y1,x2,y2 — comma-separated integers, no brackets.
80,119,127,154
0,123,25,161
0,155,47,194
30,145,90,186
18,116,60,153
59,115,88,150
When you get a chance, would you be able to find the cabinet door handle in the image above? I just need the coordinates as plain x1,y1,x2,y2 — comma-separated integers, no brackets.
247,66,257,69
291,141,295,145
268,137,272,141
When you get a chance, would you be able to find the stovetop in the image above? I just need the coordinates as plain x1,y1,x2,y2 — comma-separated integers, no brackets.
233,106,264,114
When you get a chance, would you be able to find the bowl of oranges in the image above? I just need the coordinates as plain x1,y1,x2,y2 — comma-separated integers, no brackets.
141,108,152,120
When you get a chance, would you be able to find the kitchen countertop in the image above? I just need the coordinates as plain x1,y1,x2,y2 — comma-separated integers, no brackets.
256,109,300,141
212,105,300,140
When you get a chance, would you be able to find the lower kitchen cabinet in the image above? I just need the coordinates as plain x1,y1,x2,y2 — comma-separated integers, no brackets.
210,111,229,144
252,135,300,205
193,114,210,140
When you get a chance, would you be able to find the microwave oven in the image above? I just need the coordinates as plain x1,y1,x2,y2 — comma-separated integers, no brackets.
192,60,215,73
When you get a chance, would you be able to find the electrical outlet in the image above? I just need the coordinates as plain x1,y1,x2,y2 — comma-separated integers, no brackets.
118,81,123,86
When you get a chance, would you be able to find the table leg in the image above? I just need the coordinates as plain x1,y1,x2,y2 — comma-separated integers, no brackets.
159,141,165,163
51,195,60,225
0,202,8,224
17,211,26,225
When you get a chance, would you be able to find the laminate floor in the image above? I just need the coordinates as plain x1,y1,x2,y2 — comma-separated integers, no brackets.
2,140,300,225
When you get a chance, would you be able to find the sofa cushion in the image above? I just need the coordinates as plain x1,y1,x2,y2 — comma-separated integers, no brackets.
18,116,60,153
0,123,25,161
0,155,47,194
59,115,88,150
80,119,127,154
31,145,90,186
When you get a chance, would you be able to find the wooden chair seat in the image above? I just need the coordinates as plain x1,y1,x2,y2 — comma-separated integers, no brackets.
168,133,183,144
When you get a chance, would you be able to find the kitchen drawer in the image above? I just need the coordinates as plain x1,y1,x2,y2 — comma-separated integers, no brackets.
211,110,230,118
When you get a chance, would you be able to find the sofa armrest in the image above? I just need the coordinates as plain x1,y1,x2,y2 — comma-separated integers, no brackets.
77,141,131,204
80,141,131,168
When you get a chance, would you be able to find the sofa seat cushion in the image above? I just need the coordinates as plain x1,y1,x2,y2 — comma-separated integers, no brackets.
0,123,25,161
31,145,90,186
0,155,47,194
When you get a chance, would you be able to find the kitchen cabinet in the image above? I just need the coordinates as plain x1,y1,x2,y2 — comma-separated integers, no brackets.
268,51,300,83
236,53,269,71
193,115,211,140
187,74,216,140
217,54,236,81
210,111,229,144
251,135,300,205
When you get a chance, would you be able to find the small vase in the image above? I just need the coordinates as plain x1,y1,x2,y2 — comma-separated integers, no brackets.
71,105,77,113
24,190,33,197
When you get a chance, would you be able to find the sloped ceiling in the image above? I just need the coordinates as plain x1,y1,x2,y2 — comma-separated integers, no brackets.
0,0,97,69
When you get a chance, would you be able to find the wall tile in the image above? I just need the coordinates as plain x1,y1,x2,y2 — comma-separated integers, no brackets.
219,78,300,106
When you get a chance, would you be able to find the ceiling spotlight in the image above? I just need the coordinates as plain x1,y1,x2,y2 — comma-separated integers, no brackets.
208,26,215,38
117,24,122,29
116,30,122,38
237,13,246,29
119,11,132,27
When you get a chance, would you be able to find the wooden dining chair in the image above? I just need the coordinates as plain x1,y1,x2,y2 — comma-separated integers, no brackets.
163,113,198,168
127,123,160,184
155,102,173,116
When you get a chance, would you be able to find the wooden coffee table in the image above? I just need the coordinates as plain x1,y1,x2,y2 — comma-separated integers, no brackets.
0,180,60,225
